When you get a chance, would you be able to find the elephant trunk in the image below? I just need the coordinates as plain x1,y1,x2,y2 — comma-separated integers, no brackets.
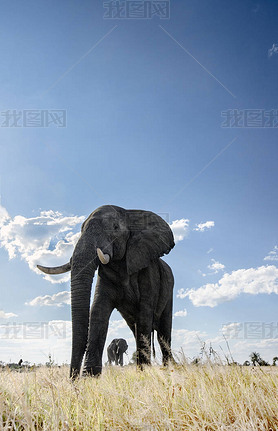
70,236,99,379
70,278,93,378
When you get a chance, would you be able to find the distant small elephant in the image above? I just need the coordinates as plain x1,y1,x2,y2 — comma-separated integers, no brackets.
107,338,128,366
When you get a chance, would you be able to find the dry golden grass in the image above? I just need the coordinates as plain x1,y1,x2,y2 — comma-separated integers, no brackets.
0,363,277,430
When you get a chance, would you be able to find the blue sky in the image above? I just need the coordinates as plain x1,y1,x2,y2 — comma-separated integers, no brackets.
0,0,278,365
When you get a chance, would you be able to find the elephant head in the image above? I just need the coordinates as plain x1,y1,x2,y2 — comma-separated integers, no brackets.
116,338,128,355
37,205,174,378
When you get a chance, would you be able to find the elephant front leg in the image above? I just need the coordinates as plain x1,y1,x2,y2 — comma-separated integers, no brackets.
119,352,124,366
83,293,114,376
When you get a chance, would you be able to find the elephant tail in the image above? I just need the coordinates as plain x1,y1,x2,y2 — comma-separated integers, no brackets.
151,330,156,359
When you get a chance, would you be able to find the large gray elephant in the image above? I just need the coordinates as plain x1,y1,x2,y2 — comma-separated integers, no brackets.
37,205,175,378
107,338,128,366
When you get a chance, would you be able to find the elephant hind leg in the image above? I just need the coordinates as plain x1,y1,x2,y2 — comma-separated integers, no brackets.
157,333,172,366
157,297,173,366
137,331,152,367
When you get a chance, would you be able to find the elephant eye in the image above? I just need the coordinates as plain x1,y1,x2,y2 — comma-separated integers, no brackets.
113,224,119,231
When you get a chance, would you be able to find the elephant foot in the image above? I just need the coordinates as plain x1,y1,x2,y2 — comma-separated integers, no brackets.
136,361,151,371
70,367,81,380
82,365,102,377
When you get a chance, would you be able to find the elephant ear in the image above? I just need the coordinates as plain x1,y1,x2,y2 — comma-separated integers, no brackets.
126,210,175,275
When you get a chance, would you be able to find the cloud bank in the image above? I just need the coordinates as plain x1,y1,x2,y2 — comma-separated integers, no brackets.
0,205,84,284
185,265,278,307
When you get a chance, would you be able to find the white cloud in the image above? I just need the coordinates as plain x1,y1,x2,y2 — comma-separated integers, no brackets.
169,218,215,241
176,288,188,299
264,246,278,262
169,219,190,242
174,309,187,317
194,221,215,232
185,265,278,307
207,248,214,254
203,259,225,277
26,291,70,307
0,310,18,319
268,43,278,57
0,205,84,284
107,319,128,337
208,259,225,273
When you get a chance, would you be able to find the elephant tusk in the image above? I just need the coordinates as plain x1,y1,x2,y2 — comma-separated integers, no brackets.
37,262,71,274
97,248,110,265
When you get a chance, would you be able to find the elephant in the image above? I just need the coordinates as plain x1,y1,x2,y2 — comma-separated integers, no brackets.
37,205,175,378
107,338,128,366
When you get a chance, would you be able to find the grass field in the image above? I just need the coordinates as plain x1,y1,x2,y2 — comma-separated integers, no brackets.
0,363,278,430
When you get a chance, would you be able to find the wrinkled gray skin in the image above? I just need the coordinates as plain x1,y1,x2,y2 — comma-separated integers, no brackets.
107,338,128,366
37,205,175,379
